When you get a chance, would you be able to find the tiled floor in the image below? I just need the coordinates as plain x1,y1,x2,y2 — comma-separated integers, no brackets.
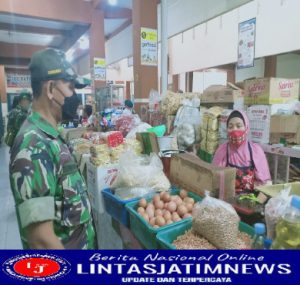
0,144,22,249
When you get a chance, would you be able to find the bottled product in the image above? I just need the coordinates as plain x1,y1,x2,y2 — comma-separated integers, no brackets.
252,223,266,249
272,196,300,249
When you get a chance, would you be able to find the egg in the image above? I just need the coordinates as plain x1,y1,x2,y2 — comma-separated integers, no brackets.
172,212,180,221
155,216,166,227
159,191,166,199
155,200,164,210
153,225,159,228
185,203,194,212
174,197,183,207
164,202,169,209
146,207,154,218
153,194,160,204
138,198,147,208
154,209,163,217
141,213,149,222
167,201,177,212
183,213,192,219
163,210,172,221
162,192,171,203
149,217,156,226
137,207,145,214
173,216,182,222
147,203,155,209
184,197,195,205
179,189,188,199
171,195,179,201
177,205,188,217
166,219,173,225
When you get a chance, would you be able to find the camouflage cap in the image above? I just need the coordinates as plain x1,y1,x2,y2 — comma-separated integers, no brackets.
18,90,32,101
29,48,88,89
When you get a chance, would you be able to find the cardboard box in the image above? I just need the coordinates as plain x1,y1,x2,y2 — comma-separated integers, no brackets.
170,153,236,201
247,105,271,144
86,162,118,213
269,115,300,144
244,78,300,105
202,84,244,104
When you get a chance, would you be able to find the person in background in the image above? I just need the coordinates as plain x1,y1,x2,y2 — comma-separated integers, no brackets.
123,99,135,115
5,91,31,147
82,104,95,127
212,110,271,194
9,48,95,249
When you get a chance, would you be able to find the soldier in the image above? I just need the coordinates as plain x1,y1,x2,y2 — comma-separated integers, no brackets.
9,48,96,249
5,91,31,147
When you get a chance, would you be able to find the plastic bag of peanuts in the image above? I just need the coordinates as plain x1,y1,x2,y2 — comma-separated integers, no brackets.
192,191,240,249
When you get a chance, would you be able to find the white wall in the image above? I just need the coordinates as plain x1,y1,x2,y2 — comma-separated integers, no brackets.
105,25,133,66
193,70,227,93
106,57,134,81
157,0,252,40
235,58,265,82
276,53,300,79
168,0,300,75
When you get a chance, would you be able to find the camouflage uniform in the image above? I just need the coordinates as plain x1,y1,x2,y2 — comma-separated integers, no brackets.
9,111,96,249
5,105,28,147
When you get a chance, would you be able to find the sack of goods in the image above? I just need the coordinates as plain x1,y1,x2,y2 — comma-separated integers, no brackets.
192,192,240,249
112,151,171,192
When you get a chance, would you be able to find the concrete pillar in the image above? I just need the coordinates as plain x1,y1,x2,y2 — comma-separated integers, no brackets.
264,55,277,77
0,66,6,103
172,74,179,92
89,9,106,90
132,0,158,115
186,72,193,92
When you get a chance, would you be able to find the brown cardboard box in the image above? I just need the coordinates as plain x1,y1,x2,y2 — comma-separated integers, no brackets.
269,115,300,144
244,78,299,105
202,83,244,104
170,153,236,201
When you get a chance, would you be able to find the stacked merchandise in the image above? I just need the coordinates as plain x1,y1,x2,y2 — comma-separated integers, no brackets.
245,78,300,145
200,107,223,162
88,131,143,166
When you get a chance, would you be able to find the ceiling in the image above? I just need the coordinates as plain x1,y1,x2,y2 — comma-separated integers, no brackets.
0,0,132,69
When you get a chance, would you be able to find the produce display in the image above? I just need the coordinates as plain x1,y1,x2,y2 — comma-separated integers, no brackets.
136,190,195,228
172,229,251,250
192,194,240,249
90,144,110,166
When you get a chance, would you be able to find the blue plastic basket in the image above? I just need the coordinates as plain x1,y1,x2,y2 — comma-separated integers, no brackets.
101,188,143,227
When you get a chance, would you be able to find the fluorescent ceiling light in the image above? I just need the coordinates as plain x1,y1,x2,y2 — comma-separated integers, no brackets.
108,0,117,6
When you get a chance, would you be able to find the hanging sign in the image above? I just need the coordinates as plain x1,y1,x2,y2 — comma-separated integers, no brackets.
237,18,256,69
6,73,31,88
141,27,158,66
93,58,106,81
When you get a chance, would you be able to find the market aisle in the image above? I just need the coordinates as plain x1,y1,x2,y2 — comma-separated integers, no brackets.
0,145,22,249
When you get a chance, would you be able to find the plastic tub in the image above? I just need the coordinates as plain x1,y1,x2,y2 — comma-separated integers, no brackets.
125,189,202,249
102,188,150,227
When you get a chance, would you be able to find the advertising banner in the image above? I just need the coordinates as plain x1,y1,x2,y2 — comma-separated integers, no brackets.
141,27,158,66
237,18,256,69
0,250,299,285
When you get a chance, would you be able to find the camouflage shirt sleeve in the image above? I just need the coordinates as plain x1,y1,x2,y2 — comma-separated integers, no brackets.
10,141,58,229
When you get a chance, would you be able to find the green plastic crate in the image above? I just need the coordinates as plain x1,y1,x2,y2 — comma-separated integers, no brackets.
125,189,202,249
156,220,255,249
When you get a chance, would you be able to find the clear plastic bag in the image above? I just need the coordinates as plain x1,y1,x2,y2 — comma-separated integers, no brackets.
149,89,161,111
192,191,240,249
113,187,156,200
264,186,291,239
112,151,171,192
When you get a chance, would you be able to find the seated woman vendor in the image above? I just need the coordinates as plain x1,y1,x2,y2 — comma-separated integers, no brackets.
212,110,271,194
